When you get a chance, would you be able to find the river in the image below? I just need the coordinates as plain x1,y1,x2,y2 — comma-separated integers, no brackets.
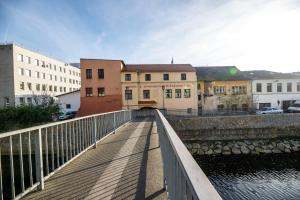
196,152,300,200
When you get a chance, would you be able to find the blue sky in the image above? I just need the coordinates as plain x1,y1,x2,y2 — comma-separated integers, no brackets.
1,0,300,72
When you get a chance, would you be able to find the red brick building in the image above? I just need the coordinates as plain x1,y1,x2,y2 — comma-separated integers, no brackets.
78,59,124,116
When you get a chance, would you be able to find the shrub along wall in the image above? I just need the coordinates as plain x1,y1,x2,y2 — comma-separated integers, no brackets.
0,105,59,133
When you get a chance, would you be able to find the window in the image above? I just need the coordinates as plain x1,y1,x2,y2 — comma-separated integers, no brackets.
27,83,32,90
60,77,63,82
217,104,224,111
41,61,45,67
98,69,104,79
69,88,72,92
184,89,191,98
145,74,151,81
214,86,226,94
256,83,262,92
19,97,25,105
49,64,52,69
64,87,66,92
86,69,92,79
242,104,248,111
49,85,52,91
42,73,46,79
54,75,57,81
197,83,201,90
98,87,105,96
125,74,131,81
24,56,31,64
63,68,66,73
69,70,72,75
60,87,63,92
49,74,52,80
42,84,46,91
267,83,272,92
64,77,66,83
54,86,57,92
175,89,181,98
27,97,32,105
277,83,282,92
18,68,24,75
34,59,39,66
165,89,172,98
125,89,132,100
143,90,150,99
20,82,25,90
17,54,23,62
181,73,186,80
232,86,247,94
287,82,292,92
86,88,93,97
54,65,56,71
231,104,238,111
163,74,169,81
4,97,9,106
66,104,71,109
35,71,40,78
297,83,300,92
25,69,31,77
59,67,62,72
36,84,40,91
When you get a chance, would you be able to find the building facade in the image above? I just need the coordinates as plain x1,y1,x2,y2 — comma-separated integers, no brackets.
121,64,198,113
56,90,80,112
196,66,252,113
244,71,300,111
78,59,124,116
0,43,81,106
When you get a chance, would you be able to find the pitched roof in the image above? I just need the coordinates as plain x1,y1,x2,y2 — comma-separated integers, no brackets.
241,70,300,80
122,64,195,72
195,66,250,81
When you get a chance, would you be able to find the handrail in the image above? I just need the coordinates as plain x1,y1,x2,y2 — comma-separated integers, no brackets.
0,110,127,139
0,110,132,200
156,109,222,200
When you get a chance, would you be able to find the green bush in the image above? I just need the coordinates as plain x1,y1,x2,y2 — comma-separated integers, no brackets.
0,104,59,133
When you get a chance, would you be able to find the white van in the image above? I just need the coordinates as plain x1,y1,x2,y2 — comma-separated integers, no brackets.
287,100,300,113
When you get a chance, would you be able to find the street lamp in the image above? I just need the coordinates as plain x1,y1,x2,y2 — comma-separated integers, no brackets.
125,86,129,110
162,85,165,110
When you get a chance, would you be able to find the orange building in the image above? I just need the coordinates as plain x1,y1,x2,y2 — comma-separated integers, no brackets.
78,59,124,116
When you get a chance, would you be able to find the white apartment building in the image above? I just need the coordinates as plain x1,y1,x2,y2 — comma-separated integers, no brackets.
0,43,81,106
244,71,300,111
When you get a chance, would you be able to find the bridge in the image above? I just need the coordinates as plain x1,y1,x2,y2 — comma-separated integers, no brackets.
0,110,222,200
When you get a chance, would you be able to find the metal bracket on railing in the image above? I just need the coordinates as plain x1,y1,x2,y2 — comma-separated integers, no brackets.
94,116,97,148
113,112,116,134
35,128,44,190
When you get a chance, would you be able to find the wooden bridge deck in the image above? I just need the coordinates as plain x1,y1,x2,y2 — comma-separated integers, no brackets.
22,119,166,200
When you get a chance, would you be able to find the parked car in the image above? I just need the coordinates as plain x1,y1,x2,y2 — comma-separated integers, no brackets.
287,100,300,113
59,111,77,120
256,107,283,115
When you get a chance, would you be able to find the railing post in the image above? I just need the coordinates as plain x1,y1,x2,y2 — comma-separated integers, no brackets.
123,111,126,123
94,116,97,148
113,112,116,134
35,128,44,190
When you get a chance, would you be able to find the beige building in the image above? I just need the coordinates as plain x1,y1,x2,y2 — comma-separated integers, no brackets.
0,43,81,106
121,64,198,113
195,66,252,113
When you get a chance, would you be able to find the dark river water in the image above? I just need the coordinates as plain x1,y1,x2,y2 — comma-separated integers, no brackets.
196,152,300,200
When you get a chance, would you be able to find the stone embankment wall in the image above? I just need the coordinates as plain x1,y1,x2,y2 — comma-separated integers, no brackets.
185,139,300,156
167,113,300,156
168,114,300,141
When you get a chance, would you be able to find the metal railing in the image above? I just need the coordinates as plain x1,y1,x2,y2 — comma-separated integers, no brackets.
156,109,222,200
0,110,131,200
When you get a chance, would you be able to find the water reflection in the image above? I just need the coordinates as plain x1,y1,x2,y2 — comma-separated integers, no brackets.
196,152,300,200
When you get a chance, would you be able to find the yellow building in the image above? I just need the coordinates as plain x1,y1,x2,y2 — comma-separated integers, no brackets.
121,64,198,113
195,66,252,113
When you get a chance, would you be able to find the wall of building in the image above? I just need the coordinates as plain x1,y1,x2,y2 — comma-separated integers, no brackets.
56,90,80,111
121,71,198,111
79,59,123,116
252,79,300,110
198,80,252,112
0,45,15,106
0,44,81,106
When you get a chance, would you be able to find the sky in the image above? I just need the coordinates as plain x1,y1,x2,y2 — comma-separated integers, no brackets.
1,0,300,72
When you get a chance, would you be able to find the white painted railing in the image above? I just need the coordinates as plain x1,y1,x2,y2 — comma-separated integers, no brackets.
0,110,131,200
156,109,222,200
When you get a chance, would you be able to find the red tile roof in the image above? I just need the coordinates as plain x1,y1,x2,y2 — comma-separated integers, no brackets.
123,64,195,72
